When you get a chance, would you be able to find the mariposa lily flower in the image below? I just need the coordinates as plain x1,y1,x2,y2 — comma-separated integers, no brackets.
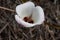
15,1,45,27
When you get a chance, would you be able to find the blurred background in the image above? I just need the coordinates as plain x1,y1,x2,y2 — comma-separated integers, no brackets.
0,0,60,40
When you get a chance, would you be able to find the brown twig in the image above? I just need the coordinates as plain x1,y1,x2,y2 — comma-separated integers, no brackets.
0,36,2,40
8,30,11,40
46,25,55,40
23,32,29,39
40,35,43,40
11,36,16,40
0,6,15,12
29,28,35,37
21,0,27,3
9,26,18,39
0,23,9,34
44,21,60,29
54,0,57,4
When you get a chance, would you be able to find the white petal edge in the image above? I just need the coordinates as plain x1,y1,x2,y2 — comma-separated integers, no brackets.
32,6,45,25
15,15,36,27
16,1,35,19
36,6,45,25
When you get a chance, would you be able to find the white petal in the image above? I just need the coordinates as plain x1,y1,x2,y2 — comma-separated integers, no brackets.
16,1,35,19
32,6,45,25
15,15,36,27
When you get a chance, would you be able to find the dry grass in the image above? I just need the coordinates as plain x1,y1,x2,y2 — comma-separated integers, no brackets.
0,0,60,40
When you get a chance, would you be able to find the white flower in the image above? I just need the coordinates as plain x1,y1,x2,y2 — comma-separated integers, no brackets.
15,1,45,27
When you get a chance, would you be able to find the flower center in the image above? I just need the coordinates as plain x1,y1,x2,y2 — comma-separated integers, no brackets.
23,17,34,24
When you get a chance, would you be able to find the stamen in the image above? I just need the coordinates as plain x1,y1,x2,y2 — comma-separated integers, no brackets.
23,17,34,24
23,17,28,22
28,19,34,23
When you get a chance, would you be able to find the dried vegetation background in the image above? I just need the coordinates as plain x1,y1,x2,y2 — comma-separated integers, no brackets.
0,0,60,40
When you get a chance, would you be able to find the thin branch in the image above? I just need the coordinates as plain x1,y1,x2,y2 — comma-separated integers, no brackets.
44,21,60,29
0,6,15,12
29,28,35,37
8,30,11,40
46,25,55,40
21,0,27,3
23,32,29,39
0,23,9,34
11,36,16,40
40,35,43,40
0,36,2,40
54,0,57,4
9,26,18,39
